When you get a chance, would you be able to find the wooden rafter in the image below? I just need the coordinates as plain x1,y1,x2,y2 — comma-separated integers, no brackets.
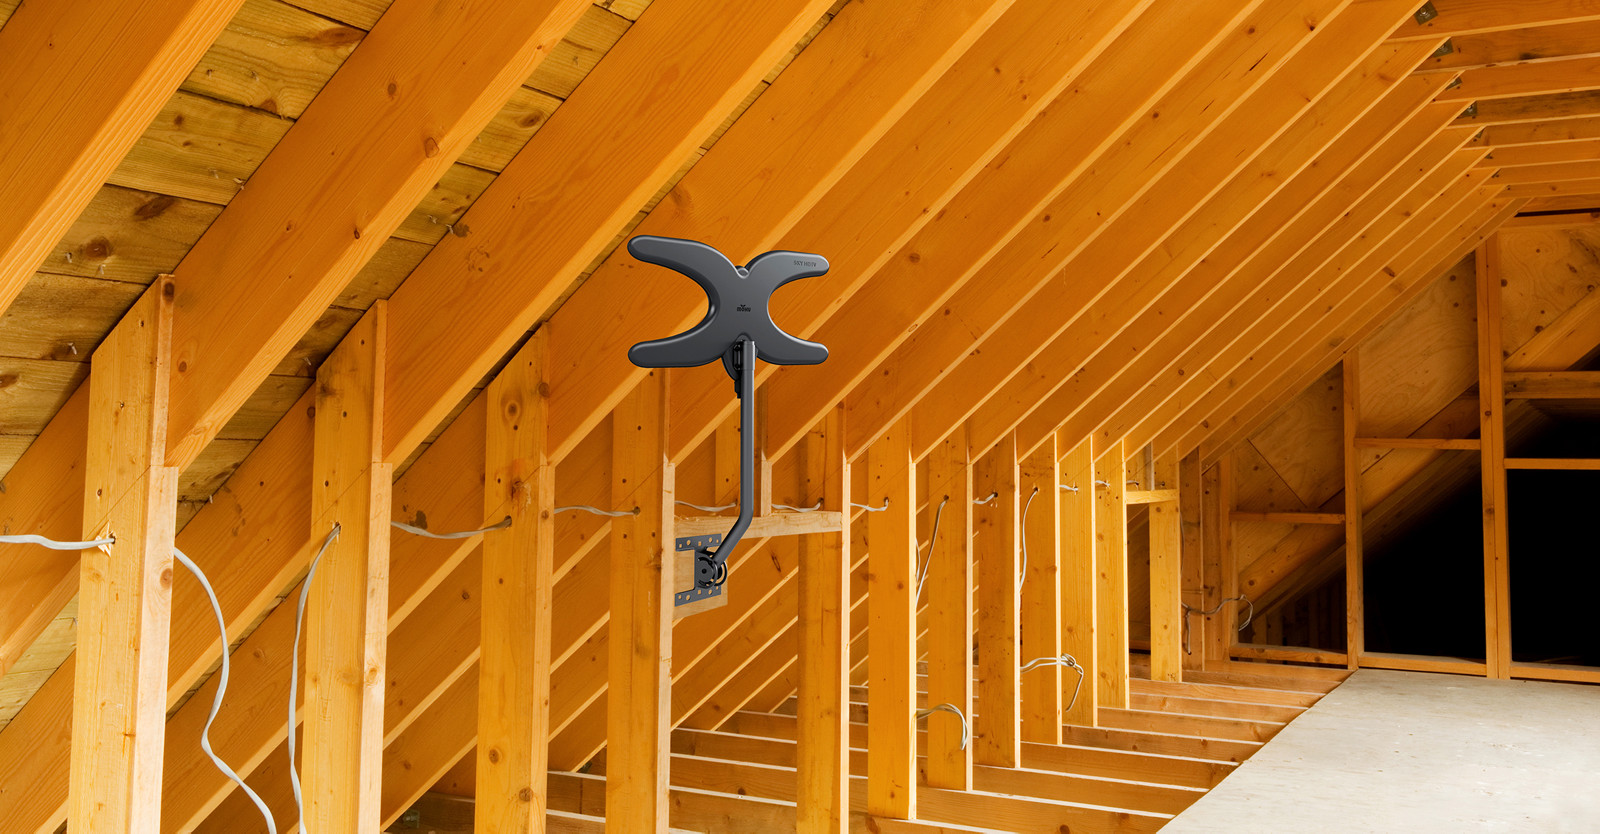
0,0,242,318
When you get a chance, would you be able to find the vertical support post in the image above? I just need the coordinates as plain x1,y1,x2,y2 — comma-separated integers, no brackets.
1342,355,1365,671
1095,441,1128,708
70,277,178,832
1058,433,1098,727
973,434,1020,767
798,406,850,833
1476,237,1512,679
925,425,973,790
1149,451,1182,682
607,370,675,831
867,416,917,818
1202,459,1235,666
1019,435,1061,744
1178,450,1205,673
477,329,554,832
303,303,391,830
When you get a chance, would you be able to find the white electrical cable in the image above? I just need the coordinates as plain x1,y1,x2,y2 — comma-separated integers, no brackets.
972,491,1000,506
1021,654,1085,712
850,498,890,512
675,500,737,513
172,546,277,832
555,505,636,517
772,500,823,513
1017,486,1039,589
390,516,511,539
914,497,950,602
915,703,970,750
1059,483,1080,493
289,524,341,834
0,533,115,550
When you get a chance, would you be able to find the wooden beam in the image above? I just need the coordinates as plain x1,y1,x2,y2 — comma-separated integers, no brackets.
1019,435,1062,744
69,278,178,832
476,330,555,832
1204,461,1236,667
676,511,844,539
1503,370,1600,398
1352,437,1481,449
1095,442,1129,709
161,0,593,468
1504,457,1600,469
1476,237,1513,680
924,426,973,790
797,406,849,833
1495,160,1600,184
1440,54,1600,102
0,0,242,317
1230,511,1348,524
1127,489,1181,505
303,304,391,830
1178,451,1205,674
866,417,917,818
1390,0,1600,41
1148,452,1182,683
1058,434,1098,726
1343,355,1365,670
973,435,1021,766
1481,138,1600,168
1473,115,1600,146
607,371,675,831
1417,18,1600,72
1455,89,1600,127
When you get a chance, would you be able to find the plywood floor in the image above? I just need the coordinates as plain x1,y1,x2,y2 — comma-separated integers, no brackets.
1165,668,1600,833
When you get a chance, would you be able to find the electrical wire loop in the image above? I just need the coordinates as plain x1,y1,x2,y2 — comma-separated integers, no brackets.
915,703,970,751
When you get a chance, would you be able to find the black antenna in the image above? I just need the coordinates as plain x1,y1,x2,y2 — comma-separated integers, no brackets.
626,235,830,607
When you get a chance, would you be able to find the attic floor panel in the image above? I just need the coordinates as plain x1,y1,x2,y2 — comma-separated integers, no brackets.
1164,668,1600,832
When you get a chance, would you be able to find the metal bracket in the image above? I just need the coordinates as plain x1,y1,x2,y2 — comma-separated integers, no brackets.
1414,1,1438,24
674,532,725,607
1432,38,1455,59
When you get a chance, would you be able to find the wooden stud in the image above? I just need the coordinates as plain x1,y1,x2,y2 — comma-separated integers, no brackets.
972,435,1021,767
1149,451,1182,683
303,303,391,831
866,416,917,818
1476,236,1513,679
606,370,674,831
476,329,555,832
1178,451,1205,674
1058,434,1098,726
1018,435,1061,744
1094,441,1129,709
69,277,178,832
924,425,973,790
1204,460,1237,667
797,406,849,833
1342,355,1365,670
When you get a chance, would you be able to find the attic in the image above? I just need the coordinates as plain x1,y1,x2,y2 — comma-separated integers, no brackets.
0,0,1598,831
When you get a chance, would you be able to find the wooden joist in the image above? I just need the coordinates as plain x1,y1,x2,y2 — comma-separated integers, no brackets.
1503,370,1600,398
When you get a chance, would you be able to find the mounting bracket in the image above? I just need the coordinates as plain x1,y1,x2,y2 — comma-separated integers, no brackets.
625,235,830,607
